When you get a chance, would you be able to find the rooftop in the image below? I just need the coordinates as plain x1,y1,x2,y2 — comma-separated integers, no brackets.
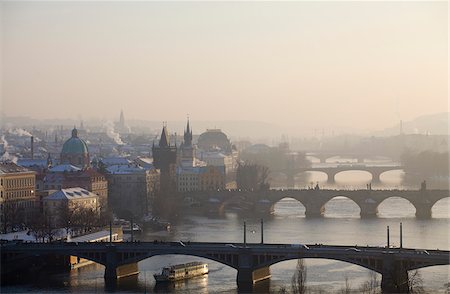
0,161,32,174
45,187,98,201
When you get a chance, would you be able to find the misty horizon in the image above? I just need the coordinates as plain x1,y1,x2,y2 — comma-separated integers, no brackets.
2,1,448,133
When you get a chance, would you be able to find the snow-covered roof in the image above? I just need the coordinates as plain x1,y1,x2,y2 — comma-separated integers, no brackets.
0,161,33,174
70,230,118,242
45,187,98,201
100,157,131,166
49,164,81,173
106,164,146,174
17,158,48,168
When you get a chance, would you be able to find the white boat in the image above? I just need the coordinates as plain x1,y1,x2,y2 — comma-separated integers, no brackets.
153,262,208,282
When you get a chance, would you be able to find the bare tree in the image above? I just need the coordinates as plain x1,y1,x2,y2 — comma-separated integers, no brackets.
26,211,58,242
338,275,352,294
359,271,380,294
236,162,270,191
291,259,307,294
408,270,425,294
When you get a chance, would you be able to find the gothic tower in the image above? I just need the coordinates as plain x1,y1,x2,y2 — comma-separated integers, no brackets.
180,118,195,167
152,124,178,193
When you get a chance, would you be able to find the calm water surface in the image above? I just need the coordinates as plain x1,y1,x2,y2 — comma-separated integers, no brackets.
3,164,450,293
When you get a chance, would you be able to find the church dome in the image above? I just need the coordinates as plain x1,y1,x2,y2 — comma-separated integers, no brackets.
60,128,90,168
198,129,232,154
61,128,89,155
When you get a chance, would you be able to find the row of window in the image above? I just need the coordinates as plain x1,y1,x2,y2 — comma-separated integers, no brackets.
0,177,35,189
1,189,34,200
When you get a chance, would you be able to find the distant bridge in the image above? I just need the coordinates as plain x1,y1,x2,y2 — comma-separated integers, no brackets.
305,152,393,164
2,241,448,293
272,164,403,185
189,188,449,218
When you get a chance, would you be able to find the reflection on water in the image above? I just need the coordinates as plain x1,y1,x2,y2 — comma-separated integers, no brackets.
2,165,449,294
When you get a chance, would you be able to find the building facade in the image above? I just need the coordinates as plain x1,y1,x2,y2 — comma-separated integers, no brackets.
43,187,99,228
152,125,177,194
177,165,225,192
0,162,37,233
106,164,160,218
43,168,108,211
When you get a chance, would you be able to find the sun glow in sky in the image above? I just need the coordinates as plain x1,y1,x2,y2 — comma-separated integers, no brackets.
1,1,448,131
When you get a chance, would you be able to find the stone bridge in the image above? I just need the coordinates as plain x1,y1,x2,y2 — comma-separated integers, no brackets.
272,164,403,186
1,241,448,293
305,152,393,164
189,188,449,218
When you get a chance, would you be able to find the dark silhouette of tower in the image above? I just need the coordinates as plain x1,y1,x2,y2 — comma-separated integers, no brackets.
180,118,195,167
152,124,177,194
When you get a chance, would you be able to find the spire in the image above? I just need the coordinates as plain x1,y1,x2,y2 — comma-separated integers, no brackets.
184,117,193,146
159,123,169,147
186,115,190,134
71,127,78,138
47,153,53,168
119,110,125,126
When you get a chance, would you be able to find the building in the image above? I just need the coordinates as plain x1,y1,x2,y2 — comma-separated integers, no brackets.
60,128,90,169
198,151,233,174
43,187,99,228
177,165,225,192
43,167,108,210
177,167,200,192
0,161,37,233
179,119,196,167
106,164,160,218
115,110,130,134
197,129,232,154
152,125,177,194
198,165,225,191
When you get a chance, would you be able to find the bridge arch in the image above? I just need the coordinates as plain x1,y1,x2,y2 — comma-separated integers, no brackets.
111,248,240,269
323,196,361,218
135,253,238,271
261,255,382,274
377,197,417,218
334,169,373,182
271,197,307,216
431,196,450,218
294,170,329,183
378,169,404,181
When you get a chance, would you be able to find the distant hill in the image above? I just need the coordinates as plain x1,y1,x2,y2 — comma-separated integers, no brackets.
376,112,449,136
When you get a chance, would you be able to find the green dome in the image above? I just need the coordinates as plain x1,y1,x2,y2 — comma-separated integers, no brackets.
61,128,89,155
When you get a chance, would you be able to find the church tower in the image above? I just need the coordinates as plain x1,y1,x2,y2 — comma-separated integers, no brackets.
180,118,195,167
152,124,178,193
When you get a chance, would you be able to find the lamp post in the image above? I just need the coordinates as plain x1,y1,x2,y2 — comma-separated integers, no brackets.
244,221,247,247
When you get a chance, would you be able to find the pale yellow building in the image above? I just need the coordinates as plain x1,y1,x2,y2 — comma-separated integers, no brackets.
0,161,36,233
43,187,99,228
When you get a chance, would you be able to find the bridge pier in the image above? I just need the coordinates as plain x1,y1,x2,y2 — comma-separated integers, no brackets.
415,205,432,219
237,266,271,289
305,203,325,217
104,246,139,281
359,202,378,218
371,172,381,183
326,172,335,184
105,263,139,280
381,260,409,293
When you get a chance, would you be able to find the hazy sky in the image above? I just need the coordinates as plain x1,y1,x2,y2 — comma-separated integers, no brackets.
1,1,448,132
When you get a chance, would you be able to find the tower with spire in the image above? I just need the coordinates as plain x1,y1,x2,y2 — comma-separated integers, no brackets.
115,109,129,134
180,117,195,167
152,123,178,193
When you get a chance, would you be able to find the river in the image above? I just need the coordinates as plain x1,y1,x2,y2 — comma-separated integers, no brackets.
3,160,449,293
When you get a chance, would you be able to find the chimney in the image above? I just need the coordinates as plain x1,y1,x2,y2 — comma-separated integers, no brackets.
31,136,34,159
